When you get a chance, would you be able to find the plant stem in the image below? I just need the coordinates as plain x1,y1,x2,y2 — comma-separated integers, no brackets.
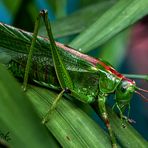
124,74,148,81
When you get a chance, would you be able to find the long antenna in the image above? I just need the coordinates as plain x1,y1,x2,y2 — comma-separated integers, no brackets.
138,87,148,92
136,87,148,93
135,91,148,102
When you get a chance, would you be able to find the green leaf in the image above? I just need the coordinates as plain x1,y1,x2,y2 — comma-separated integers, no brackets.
26,86,112,148
26,85,148,147
108,107,148,148
100,28,131,68
70,0,148,53
0,64,58,148
124,74,148,81
78,0,100,8
39,0,115,38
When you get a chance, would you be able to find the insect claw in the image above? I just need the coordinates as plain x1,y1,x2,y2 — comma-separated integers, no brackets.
42,119,46,124
122,116,136,124
22,85,27,92
42,116,49,125
128,118,136,124
121,123,126,128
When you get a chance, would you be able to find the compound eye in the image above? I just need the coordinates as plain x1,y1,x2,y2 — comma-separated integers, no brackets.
118,81,128,94
120,86,126,93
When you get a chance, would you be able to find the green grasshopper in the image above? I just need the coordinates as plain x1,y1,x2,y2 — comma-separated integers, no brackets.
0,10,148,148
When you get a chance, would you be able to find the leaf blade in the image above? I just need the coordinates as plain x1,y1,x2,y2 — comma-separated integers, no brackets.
27,85,112,148
0,64,58,148
70,0,148,52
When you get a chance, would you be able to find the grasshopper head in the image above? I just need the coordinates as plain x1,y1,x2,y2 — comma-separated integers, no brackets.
115,78,148,117
115,79,135,114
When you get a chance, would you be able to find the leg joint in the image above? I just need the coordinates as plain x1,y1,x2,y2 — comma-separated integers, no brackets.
40,9,48,16
64,88,71,94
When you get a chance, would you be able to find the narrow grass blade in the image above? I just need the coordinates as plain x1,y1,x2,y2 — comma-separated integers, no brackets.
39,0,116,38
70,0,148,53
100,28,130,68
26,85,112,148
108,107,148,148
0,64,58,148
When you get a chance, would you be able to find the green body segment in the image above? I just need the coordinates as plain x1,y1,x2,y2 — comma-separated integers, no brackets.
0,21,120,94
0,22,121,102
7,50,122,104
7,50,121,105
42,11,73,90
0,22,121,103
8,52,101,103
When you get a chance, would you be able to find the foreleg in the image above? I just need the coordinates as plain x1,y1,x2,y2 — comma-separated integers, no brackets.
98,94,117,148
